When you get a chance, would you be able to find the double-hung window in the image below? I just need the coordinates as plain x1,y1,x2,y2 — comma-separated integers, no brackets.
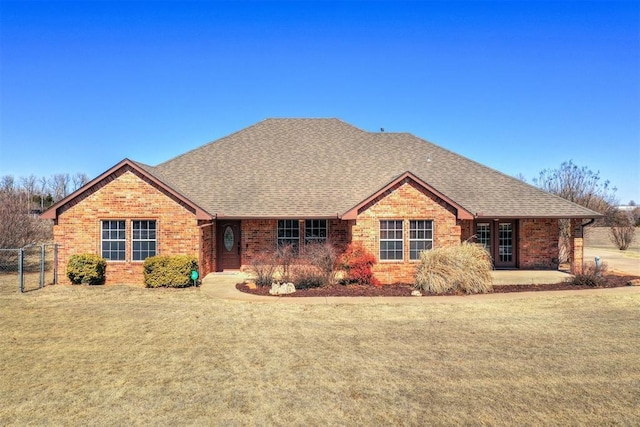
277,220,300,249
409,220,433,260
101,220,126,261
304,219,327,245
132,220,157,261
379,220,404,260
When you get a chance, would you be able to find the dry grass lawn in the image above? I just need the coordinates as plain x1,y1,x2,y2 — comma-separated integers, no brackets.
1,282,639,425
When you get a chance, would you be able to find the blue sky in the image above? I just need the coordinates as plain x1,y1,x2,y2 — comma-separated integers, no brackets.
1,1,638,203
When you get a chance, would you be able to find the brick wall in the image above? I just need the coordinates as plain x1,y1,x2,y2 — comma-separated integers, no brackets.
518,218,560,269
460,220,474,242
569,218,584,274
54,167,200,285
199,221,215,276
240,218,351,268
352,178,461,284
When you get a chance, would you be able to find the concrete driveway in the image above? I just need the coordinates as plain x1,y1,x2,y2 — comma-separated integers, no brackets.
584,247,640,276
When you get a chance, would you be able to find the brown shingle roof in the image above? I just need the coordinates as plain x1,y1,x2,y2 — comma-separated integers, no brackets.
145,118,601,219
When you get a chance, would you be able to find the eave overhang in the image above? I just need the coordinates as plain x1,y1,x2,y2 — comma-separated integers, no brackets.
40,158,214,221
473,214,604,220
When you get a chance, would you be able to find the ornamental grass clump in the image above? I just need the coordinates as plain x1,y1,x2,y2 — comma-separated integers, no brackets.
415,243,493,294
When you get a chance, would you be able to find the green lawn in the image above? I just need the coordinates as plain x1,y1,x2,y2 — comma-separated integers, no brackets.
1,284,639,425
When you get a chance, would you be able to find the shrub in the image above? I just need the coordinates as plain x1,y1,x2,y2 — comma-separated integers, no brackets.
143,255,198,288
304,242,338,285
414,243,493,294
249,251,278,287
66,254,106,285
339,242,379,286
290,264,325,289
276,244,297,283
570,261,608,287
609,225,636,251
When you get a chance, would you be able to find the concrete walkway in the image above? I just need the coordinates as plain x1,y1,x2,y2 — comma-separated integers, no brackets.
199,270,639,304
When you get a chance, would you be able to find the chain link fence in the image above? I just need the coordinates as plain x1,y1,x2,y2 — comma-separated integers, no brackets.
0,244,58,294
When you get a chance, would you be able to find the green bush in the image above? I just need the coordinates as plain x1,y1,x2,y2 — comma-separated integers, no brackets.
143,255,198,288
67,254,106,285
415,243,493,294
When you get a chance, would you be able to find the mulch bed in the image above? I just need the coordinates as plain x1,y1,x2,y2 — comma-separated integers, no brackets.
236,274,640,297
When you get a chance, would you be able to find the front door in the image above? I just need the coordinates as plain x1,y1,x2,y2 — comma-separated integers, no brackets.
217,221,241,271
475,220,517,269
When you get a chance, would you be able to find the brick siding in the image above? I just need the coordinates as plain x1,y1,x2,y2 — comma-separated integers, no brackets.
199,222,215,276
238,218,351,269
54,167,200,285
54,167,578,286
518,218,560,269
352,178,462,284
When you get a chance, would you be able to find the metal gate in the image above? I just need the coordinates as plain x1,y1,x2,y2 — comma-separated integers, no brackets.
0,244,58,293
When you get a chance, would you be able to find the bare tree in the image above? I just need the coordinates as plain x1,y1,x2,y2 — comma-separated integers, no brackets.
71,172,89,192
0,184,52,249
534,160,618,221
50,173,71,202
38,176,50,210
1,175,15,193
533,160,619,263
20,174,39,213
514,173,528,183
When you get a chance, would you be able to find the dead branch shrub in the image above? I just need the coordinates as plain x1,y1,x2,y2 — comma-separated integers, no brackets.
570,261,608,287
609,211,636,250
415,243,493,294
304,242,338,285
0,191,52,249
290,264,325,289
276,243,297,283
249,252,278,287
610,226,636,250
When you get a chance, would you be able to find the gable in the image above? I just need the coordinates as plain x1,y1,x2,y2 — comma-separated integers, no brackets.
42,159,213,221
342,172,474,220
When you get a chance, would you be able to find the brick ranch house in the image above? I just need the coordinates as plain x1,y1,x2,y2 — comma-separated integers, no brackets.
43,118,602,285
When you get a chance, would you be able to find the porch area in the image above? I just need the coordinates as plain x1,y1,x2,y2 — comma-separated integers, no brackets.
490,269,572,285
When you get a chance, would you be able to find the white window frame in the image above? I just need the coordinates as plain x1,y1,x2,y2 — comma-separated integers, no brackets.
379,220,404,261
101,220,126,261
409,220,434,261
132,220,157,261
